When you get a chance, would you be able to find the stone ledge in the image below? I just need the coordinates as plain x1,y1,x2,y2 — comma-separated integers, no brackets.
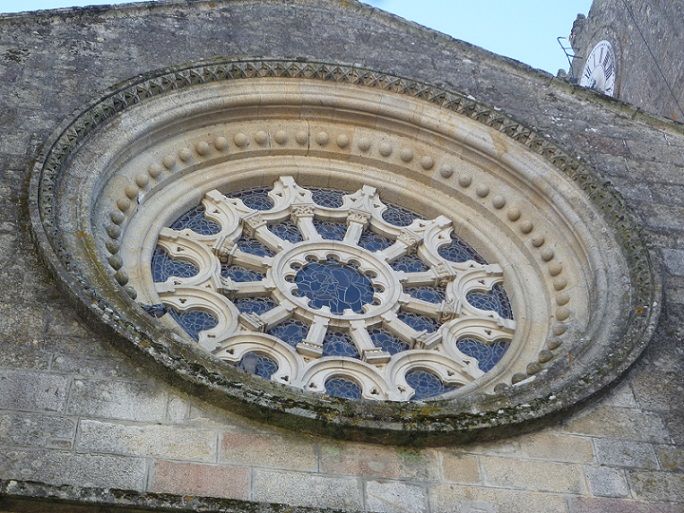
0,480,357,513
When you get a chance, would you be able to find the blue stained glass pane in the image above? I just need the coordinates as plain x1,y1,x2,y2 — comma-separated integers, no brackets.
237,235,274,257
227,187,273,211
310,188,345,208
322,330,360,358
456,338,510,372
358,229,393,252
170,205,221,235
237,351,278,379
325,377,362,400
438,233,486,264
151,246,198,282
234,297,277,315
406,369,458,400
466,283,513,319
368,327,409,355
267,318,309,348
220,264,264,282
269,220,303,243
168,308,218,341
390,254,430,273
313,219,347,240
382,204,421,227
405,286,445,304
295,259,375,314
398,312,439,333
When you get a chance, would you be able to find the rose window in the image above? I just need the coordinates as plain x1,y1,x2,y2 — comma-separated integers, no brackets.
145,177,515,401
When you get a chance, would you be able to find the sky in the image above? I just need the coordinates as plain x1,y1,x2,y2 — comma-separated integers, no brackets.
0,0,593,74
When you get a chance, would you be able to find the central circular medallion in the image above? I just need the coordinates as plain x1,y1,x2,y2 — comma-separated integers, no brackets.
294,258,375,314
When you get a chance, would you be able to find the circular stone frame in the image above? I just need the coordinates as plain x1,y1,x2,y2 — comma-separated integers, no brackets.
29,58,661,445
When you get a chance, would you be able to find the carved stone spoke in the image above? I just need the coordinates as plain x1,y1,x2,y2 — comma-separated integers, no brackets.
220,278,272,298
381,311,425,346
297,315,329,358
349,321,390,364
399,293,442,319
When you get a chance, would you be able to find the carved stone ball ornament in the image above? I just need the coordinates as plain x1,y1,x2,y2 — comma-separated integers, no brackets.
29,59,660,444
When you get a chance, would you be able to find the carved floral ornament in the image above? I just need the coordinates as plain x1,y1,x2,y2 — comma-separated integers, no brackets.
30,60,660,442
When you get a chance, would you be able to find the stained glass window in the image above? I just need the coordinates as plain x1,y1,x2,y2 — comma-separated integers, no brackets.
227,187,273,210
170,205,221,235
322,330,360,358
325,377,362,399
267,318,309,348
310,188,345,208
151,246,198,282
369,327,409,355
438,232,486,264
456,338,509,372
295,259,374,314
237,351,278,379
466,283,513,319
313,219,347,240
398,312,439,333
405,369,457,400
167,308,218,341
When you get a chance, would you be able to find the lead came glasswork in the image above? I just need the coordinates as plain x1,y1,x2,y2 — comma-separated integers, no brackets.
438,232,486,264
169,205,221,235
466,283,513,319
369,327,410,355
358,229,394,252
405,369,458,400
150,179,516,401
221,264,264,282
167,309,218,341
310,188,345,208
295,259,375,314
322,330,360,358
227,187,273,210
269,220,303,243
456,338,510,372
237,352,278,379
325,377,362,400
390,254,430,273
151,247,198,282
266,318,309,347
382,204,421,227
312,219,347,240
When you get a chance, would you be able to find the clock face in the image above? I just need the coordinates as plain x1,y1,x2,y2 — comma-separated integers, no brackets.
579,40,616,96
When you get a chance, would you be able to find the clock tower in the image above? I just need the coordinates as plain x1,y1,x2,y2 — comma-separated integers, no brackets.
569,0,684,122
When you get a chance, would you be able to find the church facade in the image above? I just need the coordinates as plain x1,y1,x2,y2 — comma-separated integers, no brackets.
0,1,682,512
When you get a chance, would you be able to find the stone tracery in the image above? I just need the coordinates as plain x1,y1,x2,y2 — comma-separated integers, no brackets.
149,177,515,401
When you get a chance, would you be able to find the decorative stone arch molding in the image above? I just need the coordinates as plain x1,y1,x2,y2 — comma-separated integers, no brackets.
29,58,660,444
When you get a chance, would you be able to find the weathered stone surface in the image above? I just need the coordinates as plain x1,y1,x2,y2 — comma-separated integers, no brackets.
656,445,684,472
0,412,75,449
320,442,439,480
439,452,481,484
517,432,595,463
429,483,569,513
252,469,363,510
221,432,317,472
568,496,683,513
593,439,659,469
584,466,630,498
480,456,586,494
365,480,428,513
0,371,69,413
0,449,146,491
628,470,684,503
66,379,167,422
150,460,250,499
563,406,671,443
77,419,217,462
